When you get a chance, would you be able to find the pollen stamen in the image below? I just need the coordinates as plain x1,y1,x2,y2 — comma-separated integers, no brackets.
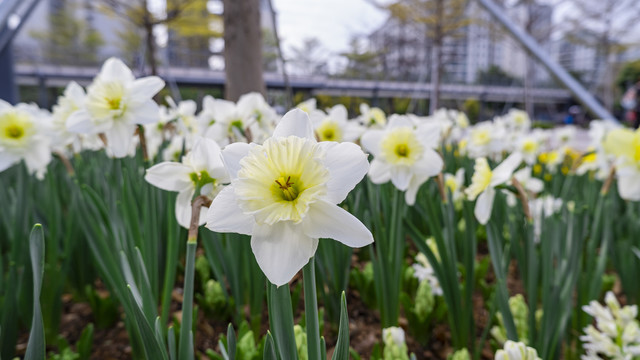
275,176,298,201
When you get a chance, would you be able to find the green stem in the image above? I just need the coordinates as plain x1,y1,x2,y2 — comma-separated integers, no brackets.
381,187,404,327
160,200,180,330
303,257,322,360
267,282,298,360
178,241,196,360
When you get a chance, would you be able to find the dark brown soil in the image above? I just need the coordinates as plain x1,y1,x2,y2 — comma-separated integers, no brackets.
14,241,516,360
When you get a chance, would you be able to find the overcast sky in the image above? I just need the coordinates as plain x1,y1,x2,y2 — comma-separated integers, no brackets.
271,0,389,56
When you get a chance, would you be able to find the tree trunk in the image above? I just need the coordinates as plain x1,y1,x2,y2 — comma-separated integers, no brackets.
144,22,158,76
142,0,158,76
429,0,444,115
223,0,266,101
429,42,441,114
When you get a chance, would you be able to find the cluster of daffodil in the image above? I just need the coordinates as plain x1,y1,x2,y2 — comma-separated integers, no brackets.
3,56,640,360
580,292,640,360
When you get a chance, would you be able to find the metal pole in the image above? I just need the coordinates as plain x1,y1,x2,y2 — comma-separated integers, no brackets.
267,0,293,109
475,0,615,120
0,36,17,104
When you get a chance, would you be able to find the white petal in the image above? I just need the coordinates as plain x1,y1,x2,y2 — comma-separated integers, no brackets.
387,114,414,128
525,178,544,194
368,159,392,184
0,152,20,172
618,171,640,201
22,141,52,176
145,162,193,191
66,110,94,133
212,99,237,121
413,148,443,178
205,186,254,235
99,57,134,83
191,137,228,181
128,100,160,125
491,152,522,186
204,122,227,143
328,104,348,121
474,187,495,225
342,122,365,142
405,175,428,205
416,122,442,148
177,193,210,229
237,92,264,118
272,109,315,140
390,166,412,191
360,130,384,157
105,121,136,158
221,142,253,180
66,81,86,101
251,222,318,286
175,188,196,229
202,95,216,111
0,99,11,110
301,200,373,247
129,77,165,104
318,142,369,203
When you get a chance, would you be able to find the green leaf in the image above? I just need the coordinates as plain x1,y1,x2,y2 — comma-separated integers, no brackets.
320,337,327,360
126,286,169,360
168,327,177,360
303,257,322,360
179,241,198,360
77,323,94,360
227,323,237,360
263,332,278,360
25,224,45,360
332,292,350,360
267,283,298,360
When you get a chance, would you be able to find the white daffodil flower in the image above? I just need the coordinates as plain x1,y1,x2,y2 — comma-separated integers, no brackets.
529,195,562,243
361,116,443,205
313,104,363,142
465,153,522,225
145,137,228,229
296,98,316,113
588,119,620,149
505,109,531,133
162,136,188,162
205,109,373,286
163,96,198,137
581,292,640,360
67,57,165,158
202,97,247,144
412,251,443,296
237,92,278,135
359,103,387,128
495,340,541,360
576,148,612,181
513,166,544,195
202,94,273,145
603,128,640,201
467,121,506,158
0,100,52,179
51,81,85,150
517,135,542,165
143,121,167,161
444,168,466,204
554,125,576,148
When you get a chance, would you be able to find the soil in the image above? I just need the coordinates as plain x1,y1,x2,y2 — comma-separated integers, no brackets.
13,242,523,360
